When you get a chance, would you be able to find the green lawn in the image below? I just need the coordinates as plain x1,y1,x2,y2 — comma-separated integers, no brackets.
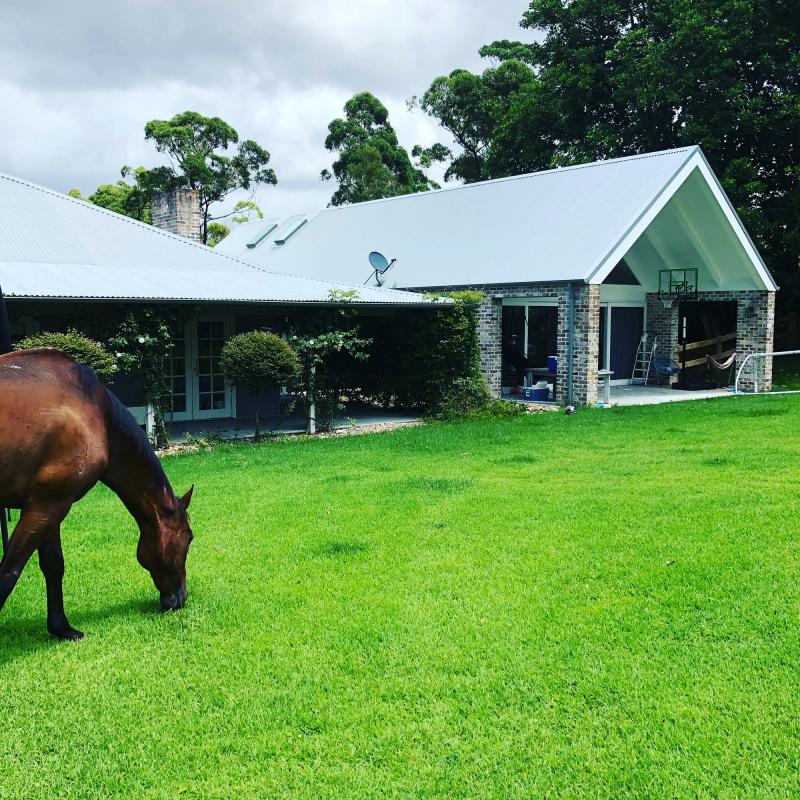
2,397,799,799
772,353,800,390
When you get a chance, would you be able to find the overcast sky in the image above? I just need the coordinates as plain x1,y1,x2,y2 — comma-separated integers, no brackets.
0,1,533,222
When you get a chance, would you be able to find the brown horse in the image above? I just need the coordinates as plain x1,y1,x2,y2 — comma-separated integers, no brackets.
0,349,194,640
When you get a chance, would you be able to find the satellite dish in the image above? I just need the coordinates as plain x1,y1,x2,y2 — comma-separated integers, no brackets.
369,251,391,273
366,251,397,286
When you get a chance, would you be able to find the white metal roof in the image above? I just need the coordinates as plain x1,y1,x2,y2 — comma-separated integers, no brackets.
0,172,434,305
217,146,776,292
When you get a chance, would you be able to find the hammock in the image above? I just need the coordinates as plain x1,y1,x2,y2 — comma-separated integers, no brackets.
706,351,737,386
706,352,736,370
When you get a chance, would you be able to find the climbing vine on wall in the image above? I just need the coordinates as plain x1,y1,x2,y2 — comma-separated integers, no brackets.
106,305,190,445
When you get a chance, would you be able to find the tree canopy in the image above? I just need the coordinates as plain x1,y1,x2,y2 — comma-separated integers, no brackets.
141,111,277,243
321,92,439,206
69,166,156,223
416,0,800,303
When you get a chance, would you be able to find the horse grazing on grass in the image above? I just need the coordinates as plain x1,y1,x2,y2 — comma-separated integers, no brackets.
0,349,194,640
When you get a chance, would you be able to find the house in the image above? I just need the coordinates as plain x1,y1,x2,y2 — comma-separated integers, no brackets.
0,172,439,431
218,146,777,405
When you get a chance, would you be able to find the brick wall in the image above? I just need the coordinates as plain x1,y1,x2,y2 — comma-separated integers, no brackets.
151,188,202,241
565,284,600,405
646,290,775,391
438,283,599,405
645,294,680,384
424,282,775,403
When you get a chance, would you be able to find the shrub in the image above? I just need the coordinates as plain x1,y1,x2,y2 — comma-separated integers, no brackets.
435,375,491,420
106,307,186,446
220,331,300,437
287,327,372,432
348,291,484,415
480,399,526,417
15,329,118,380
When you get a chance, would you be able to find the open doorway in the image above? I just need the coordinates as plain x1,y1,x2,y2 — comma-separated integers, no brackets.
678,301,737,388
501,304,558,396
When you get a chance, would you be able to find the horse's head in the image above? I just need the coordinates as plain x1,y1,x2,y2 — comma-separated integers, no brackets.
137,485,194,611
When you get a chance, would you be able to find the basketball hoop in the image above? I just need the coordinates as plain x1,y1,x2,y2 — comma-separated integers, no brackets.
657,268,698,311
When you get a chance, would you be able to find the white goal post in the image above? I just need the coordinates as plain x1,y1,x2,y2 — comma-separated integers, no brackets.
734,350,800,395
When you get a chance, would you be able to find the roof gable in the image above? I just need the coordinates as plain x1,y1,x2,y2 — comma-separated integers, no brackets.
218,146,776,292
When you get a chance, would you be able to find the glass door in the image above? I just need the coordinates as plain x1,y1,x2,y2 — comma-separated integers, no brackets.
609,306,644,383
192,318,233,419
165,325,192,422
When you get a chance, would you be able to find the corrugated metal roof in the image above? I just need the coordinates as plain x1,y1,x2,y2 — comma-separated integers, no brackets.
217,146,773,290
0,172,435,305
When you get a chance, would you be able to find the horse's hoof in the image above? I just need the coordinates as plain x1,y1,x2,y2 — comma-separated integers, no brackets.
50,625,85,641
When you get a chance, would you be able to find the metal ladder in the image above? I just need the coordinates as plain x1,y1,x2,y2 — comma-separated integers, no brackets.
630,334,655,385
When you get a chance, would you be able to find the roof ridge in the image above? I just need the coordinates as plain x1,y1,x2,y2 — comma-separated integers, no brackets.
0,170,422,298
316,145,700,215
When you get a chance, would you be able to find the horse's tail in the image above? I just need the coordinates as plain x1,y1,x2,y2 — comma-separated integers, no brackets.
0,286,12,355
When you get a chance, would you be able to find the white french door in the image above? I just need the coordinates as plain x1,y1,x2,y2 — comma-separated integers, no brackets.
166,317,235,422
165,326,192,422
191,317,234,420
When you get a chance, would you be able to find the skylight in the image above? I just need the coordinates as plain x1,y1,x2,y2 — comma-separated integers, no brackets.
274,217,307,246
246,223,277,249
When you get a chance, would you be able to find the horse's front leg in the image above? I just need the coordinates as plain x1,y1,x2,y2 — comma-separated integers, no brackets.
0,501,72,634
38,529,83,641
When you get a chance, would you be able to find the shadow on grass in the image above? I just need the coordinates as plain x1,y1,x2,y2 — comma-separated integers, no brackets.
314,541,367,559
0,597,157,666
699,456,735,467
722,406,790,418
396,477,473,493
491,454,538,465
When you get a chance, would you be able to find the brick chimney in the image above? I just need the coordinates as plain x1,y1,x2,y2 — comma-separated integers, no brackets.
151,188,202,241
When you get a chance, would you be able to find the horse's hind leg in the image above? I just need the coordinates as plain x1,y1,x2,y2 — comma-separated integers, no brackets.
38,530,83,641
0,501,72,634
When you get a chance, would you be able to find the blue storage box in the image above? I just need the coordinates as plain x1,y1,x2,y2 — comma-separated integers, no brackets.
547,356,558,372
523,387,550,401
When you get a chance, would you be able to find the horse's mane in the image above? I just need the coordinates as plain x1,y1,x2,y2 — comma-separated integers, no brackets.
100,378,170,495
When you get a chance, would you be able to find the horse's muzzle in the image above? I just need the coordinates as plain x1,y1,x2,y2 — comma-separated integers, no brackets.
160,586,187,611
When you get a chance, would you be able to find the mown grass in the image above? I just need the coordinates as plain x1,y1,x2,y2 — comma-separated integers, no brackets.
772,353,800,390
1,396,799,799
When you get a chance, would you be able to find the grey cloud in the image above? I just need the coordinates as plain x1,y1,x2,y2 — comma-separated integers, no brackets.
0,0,533,218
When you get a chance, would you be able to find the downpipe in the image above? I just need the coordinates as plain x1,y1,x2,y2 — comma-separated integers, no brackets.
566,282,575,406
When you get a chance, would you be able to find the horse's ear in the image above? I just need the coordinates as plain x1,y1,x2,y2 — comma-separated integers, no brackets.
179,485,194,509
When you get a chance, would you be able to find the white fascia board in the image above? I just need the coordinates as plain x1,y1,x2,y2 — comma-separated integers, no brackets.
692,149,778,291
586,148,777,292
585,147,698,285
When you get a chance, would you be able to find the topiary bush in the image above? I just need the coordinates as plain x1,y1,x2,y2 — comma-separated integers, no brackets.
220,331,300,438
15,329,118,380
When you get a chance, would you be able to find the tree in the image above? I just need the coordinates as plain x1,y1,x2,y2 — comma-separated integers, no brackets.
321,92,439,206
206,223,230,248
15,329,118,381
416,0,800,304
70,166,156,223
219,332,299,438
411,61,540,183
141,111,277,243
